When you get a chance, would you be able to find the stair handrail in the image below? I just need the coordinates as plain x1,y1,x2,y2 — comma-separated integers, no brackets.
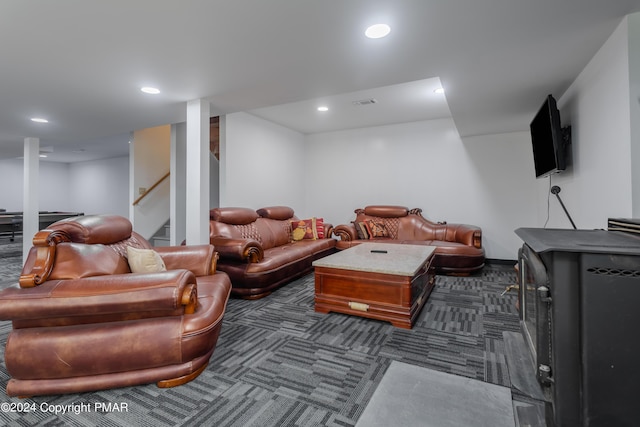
132,171,170,206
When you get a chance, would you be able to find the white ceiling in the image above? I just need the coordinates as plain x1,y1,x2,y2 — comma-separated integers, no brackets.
1,1,639,163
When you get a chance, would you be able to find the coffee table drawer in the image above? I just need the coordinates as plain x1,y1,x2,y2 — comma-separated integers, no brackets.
314,263,434,329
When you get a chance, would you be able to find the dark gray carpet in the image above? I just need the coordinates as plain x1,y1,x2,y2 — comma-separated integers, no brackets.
0,240,533,426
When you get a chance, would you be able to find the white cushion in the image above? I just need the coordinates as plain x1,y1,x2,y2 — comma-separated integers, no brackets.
126,246,166,273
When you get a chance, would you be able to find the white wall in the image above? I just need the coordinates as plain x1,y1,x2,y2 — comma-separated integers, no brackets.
628,13,640,216
221,112,306,209
304,119,537,260
68,156,129,217
551,16,633,229
462,132,539,258
0,157,128,217
0,159,70,211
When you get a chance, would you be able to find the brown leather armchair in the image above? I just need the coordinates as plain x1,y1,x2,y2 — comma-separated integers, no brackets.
0,214,231,397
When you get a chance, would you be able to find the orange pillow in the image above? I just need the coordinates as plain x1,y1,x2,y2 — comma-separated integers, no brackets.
291,218,318,240
291,217,325,241
316,218,325,239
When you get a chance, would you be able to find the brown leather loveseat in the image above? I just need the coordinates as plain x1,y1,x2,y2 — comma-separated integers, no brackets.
0,214,231,397
333,205,485,275
209,206,336,299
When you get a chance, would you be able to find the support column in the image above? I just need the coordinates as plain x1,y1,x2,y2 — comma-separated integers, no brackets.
170,123,187,246
185,99,210,245
23,137,39,263
128,132,135,223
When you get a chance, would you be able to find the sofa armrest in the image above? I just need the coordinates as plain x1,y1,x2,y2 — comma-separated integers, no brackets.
443,224,483,249
209,237,264,263
0,269,198,322
155,244,218,276
333,223,358,241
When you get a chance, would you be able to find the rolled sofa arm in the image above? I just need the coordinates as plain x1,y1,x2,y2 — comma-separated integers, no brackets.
322,223,334,240
0,270,198,322
155,244,218,276
333,223,358,241
19,229,73,288
209,237,264,263
443,224,483,249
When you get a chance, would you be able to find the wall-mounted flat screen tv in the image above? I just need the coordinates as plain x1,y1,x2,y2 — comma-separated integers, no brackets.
530,94,570,178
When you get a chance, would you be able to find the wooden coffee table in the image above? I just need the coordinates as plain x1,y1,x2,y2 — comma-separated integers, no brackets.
312,243,436,329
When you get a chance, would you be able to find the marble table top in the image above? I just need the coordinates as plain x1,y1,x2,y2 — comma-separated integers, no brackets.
313,243,435,276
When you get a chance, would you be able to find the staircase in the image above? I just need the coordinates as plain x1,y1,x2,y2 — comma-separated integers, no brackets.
151,221,171,247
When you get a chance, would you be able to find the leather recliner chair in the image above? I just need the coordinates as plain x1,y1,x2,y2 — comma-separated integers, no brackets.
0,214,231,397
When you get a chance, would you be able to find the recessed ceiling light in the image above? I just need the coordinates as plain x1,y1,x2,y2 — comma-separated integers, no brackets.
39,154,47,158
365,24,391,39
31,118,48,123
141,87,160,94
317,106,329,112
434,88,445,94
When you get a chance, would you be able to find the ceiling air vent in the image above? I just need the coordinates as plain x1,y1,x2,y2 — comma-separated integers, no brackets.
352,98,378,106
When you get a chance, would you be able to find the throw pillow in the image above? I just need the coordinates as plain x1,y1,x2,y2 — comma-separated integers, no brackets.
126,246,167,273
367,220,389,238
354,221,370,240
291,218,318,241
315,217,325,239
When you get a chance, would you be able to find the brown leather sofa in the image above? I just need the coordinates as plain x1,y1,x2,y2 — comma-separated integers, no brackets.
0,214,231,397
333,205,485,275
209,206,337,299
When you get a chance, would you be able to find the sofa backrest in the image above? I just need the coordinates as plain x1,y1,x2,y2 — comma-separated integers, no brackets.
354,206,438,241
209,206,297,250
47,242,132,280
20,214,152,286
210,207,259,225
254,218,293,249
362,205,409,218
46,214,152,259
256,206,296,248
47,214,133,245
209,207,263,244
256,206,293,220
